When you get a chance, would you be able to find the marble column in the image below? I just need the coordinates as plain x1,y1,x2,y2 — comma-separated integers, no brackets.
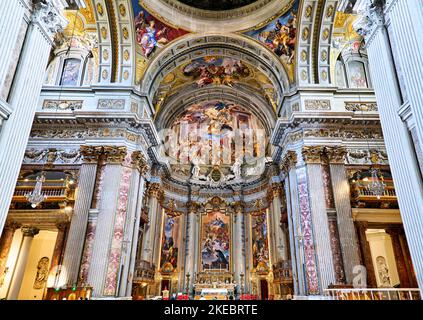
233,204,246,285
302,146,336,291
361,3,423,290
78,209,98,286
0,0,27,92
59,146,101,287
355,221,376,288
282,151,305,296
152,201,164,271
386,227,411,288
124,153,149,297
87,146,130,297
0,1,66,235
0,221,20,287
140,183,161,264
184,202,198,293
398,228,418,288
326,147,361,284
49,223,68,286
269,185,288,263
385,0,423,164
0,0,67,235
7,227,39,300
327,212,346,284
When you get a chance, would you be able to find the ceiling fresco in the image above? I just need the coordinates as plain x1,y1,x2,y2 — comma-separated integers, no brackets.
243,0,299,83
161,100,268,177
152,56,277,113
177,0,259,11
132,0,190,82
182,57,251,88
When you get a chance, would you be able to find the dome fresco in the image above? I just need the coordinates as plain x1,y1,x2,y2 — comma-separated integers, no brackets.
177,0,259,11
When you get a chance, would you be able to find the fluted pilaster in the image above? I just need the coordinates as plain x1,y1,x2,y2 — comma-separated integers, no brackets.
329,161,361,284
365,17,423,290
59,146,101,287
233,204,245,285
0,1,67,235
88,147,132,297
0,0,26,94
140,183,161,264
125,176,146,296
306,163,336,290
118,156,142,297
184,202,198,293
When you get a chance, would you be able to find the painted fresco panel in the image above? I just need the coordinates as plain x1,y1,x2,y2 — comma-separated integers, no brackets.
251,213,269,271
160,215,180,272
244,0,299,82
201,211,230,271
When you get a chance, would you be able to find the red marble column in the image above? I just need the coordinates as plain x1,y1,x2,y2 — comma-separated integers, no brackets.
49,223,68,282
355,222,377,288
398,228,418,288
322,157,345,284
386,227,411,288
328,213,346,284
0,221,20,287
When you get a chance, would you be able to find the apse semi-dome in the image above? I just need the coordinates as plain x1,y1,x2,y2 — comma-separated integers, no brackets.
139,0,295,32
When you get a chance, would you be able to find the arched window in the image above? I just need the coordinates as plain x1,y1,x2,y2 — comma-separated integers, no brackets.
335,59,347,88
60,58,82,86
335,45,372,89
347,60,368,89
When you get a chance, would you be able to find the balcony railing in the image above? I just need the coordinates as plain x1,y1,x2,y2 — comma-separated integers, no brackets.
12,179,75,203
324,288,421,300
351,179,398,208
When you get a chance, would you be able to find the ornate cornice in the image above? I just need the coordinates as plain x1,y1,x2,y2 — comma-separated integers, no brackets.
302,146,325,164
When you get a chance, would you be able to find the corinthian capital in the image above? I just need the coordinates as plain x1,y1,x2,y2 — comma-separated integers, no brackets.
32,0,69,42
325,146,347,164
280,151,297,174
147,182,162,199
131,151,150,177
80,145,103,164
103,146,127,164
302,146,324,164
353,0,386,38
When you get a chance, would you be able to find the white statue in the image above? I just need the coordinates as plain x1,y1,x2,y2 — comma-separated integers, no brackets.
231,158,242,180
191,157,201,179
